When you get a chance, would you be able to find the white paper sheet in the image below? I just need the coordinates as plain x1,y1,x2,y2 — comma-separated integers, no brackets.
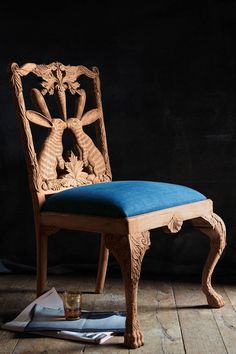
1,288,124,344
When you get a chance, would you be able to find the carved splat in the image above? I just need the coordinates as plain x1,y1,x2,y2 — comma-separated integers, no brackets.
105,232,150,349
67,89,110,183
192,212,226,308
9,62,112,195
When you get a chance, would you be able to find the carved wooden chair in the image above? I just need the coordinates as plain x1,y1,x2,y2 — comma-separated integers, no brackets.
9,62,226,349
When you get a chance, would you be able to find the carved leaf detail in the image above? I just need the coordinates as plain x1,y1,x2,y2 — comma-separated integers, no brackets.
31,63,97,96
67,81,80,94
65,152,84,179
62,151,91,187
167,216,183,233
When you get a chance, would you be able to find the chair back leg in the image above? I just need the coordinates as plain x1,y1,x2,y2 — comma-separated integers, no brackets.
95,233,109,293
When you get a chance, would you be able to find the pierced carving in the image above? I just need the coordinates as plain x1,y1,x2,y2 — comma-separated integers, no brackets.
61,151,91,188
67,89,110,183
31,63,97,120
9,62,111,193
105,232,150,349
33,62,96,95
192,212,226,308
26,108,66,182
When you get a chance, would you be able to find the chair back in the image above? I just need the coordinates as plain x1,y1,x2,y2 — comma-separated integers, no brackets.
8,62,112,212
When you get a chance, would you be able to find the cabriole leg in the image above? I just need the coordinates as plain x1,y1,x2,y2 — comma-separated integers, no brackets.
105,231,150,349
192,213,226,307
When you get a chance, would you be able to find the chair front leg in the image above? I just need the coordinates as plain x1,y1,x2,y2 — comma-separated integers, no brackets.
105,231,150,349
192,213,226,308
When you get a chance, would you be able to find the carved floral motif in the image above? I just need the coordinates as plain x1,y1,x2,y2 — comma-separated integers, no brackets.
32,62,96,96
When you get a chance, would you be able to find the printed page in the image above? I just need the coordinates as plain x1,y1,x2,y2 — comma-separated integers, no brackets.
26,304,125,333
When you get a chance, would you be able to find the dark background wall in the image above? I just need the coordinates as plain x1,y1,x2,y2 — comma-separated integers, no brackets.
1,1,236,277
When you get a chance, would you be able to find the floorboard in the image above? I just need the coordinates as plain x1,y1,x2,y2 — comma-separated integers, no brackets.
0,274,235,353
173,282,227,354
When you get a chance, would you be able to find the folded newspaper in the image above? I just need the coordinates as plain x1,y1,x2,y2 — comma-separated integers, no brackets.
2,288,126,344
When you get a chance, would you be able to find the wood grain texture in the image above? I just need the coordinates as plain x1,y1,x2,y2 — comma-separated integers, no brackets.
211,285,236,354
173,282,227,354
8,61,111,300
84,278,128,353
95,234,109,294
192,213,226,308
127,199,213,234
2,275,233,354
9,61,111,198
135,281,185,354
105,232,150,349
8,60,227,349
0,275,36,354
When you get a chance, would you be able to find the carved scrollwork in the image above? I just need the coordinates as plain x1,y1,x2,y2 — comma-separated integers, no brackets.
105,232,150,282
32,62,97,96
202,213,226,255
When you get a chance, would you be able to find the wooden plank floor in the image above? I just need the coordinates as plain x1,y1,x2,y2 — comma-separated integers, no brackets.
0,273,235,354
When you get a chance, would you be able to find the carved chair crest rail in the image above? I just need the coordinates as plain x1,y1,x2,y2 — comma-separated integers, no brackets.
9,62,226,349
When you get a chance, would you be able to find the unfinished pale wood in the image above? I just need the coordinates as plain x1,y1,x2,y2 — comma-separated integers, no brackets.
40,211,129,234
9,61,227,349
67,88,109,183
9,62,111,199
26,108,67,185
173,282,227,354
105,232,151,349
192,214,226,308
9,61,111,298
127,199,213,234
40,199,213,234
95,234,109,294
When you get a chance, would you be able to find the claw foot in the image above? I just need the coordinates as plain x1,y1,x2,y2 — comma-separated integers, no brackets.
124,330,144,349
205,290,225,308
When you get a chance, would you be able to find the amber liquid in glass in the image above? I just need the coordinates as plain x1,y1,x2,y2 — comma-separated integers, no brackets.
64,308,81,320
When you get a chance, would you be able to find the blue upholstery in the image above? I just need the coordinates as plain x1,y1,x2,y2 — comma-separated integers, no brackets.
42,181,206,218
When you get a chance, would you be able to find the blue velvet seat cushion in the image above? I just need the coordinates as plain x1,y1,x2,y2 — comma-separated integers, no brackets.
42,181,206,218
